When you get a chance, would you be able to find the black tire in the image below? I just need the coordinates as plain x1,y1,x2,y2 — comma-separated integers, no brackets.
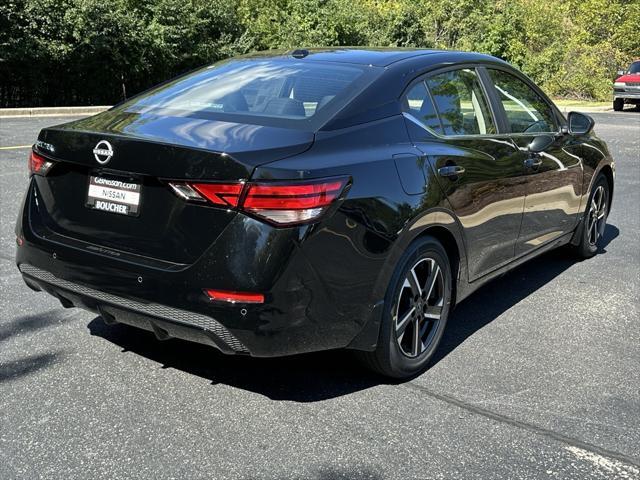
358,236,452,378
613,98,624,111
574,174,610,258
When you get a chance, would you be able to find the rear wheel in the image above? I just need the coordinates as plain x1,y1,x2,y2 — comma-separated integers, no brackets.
573,175,610,258
613,98,624,111
359,236,452,378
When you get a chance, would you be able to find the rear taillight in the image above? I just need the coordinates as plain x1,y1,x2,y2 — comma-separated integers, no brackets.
169,181,245,206
169,177,349,226
243,179,347,225
191,182,244,207
28,150,54,176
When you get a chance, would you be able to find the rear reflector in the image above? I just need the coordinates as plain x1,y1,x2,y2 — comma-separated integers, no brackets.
205,289,265,304
171,177,349,226
28,150,53,176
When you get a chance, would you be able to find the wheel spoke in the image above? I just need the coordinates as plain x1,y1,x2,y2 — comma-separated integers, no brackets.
396,307,415,337
597,194,607,219
587,216,596,237
590,219,598,244
407,267,422,298
418,321,430,351
412,318,420,356
424,265,440,300
424,305,442,320
595,187,604,211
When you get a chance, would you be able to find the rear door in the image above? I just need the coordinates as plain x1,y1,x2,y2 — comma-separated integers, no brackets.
484,68,583,257
403,66,527,280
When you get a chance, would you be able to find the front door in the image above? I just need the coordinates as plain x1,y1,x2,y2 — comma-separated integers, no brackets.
485,68,583,257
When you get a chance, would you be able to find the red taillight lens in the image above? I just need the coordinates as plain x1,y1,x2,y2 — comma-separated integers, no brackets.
205,289,264,304
242,178,348,225
28,150,53,176
243,181,345,209
190,182,244,207
173,177,349,226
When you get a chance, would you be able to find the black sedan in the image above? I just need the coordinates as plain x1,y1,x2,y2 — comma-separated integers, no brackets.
16,48,614,378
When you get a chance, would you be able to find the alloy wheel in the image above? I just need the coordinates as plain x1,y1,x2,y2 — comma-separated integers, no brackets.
394,257,445,358
587,185,607,246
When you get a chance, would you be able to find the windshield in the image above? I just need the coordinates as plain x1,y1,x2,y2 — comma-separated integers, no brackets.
117,59,381,130
628,61,640,74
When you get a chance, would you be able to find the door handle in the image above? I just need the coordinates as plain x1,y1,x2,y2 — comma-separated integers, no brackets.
438,165,465,178
524,157,543,169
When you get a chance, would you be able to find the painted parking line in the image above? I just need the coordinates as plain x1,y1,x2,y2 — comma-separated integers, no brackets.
0,145,31,150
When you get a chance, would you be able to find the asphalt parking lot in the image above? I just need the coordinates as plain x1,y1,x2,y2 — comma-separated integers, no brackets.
1,111,639,479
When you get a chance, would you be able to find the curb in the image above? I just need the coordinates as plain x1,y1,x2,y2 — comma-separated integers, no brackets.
557,105,612,113
0,106,111,118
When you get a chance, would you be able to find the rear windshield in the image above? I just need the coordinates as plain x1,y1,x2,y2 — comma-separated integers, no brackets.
118,59,381,130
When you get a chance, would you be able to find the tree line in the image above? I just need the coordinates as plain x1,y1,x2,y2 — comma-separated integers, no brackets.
1,0,638,108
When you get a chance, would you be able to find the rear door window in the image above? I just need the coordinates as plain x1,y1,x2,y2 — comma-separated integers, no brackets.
405,81,443,133
405,68,496,136
487,69,557,134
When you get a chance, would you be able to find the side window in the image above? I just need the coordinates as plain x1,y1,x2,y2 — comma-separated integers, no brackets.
405,81,443,134
488,69,557,134
404,69,496,136
426,69,496,136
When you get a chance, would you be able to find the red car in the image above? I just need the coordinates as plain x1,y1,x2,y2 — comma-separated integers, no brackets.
613,60,640,111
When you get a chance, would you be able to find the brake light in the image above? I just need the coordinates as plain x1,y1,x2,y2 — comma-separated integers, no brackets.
28,150,53,176
170,177,349,226
191,182,244,207
243,179,347,225
205,289,265,304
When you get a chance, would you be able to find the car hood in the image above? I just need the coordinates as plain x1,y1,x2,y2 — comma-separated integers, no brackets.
615,74,640,83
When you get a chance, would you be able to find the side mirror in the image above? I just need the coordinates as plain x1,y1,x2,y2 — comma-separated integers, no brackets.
617,70,625,76
528,135,554,153
568,111,595,135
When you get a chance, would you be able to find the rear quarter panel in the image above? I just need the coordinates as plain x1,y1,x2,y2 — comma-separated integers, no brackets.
252,115,464,350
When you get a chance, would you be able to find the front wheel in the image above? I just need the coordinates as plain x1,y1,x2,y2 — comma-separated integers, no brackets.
358,236,452,378
613,98,624,111
573,174,610,258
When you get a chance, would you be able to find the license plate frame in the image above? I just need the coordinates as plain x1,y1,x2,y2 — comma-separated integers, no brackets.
86,175,142,217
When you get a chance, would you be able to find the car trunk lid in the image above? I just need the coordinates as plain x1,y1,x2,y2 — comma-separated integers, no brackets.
32,111,314,265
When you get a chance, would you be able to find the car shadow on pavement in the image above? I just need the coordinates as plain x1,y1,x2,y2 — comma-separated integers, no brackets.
0,352,65,383
0,310,78,383
0,309,77,343
87,318,382,401
431,223,619,366
87,224,619,401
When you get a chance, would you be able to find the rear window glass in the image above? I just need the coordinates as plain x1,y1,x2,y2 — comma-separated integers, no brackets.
118,59,379,129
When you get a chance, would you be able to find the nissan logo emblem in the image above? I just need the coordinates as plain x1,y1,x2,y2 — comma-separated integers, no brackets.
93,140,114,164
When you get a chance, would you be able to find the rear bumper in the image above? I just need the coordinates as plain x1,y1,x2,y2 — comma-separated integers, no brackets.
20,264,249,354
15,180,384,357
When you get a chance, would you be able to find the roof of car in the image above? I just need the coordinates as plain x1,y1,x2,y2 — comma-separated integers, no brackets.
244,48,502,68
